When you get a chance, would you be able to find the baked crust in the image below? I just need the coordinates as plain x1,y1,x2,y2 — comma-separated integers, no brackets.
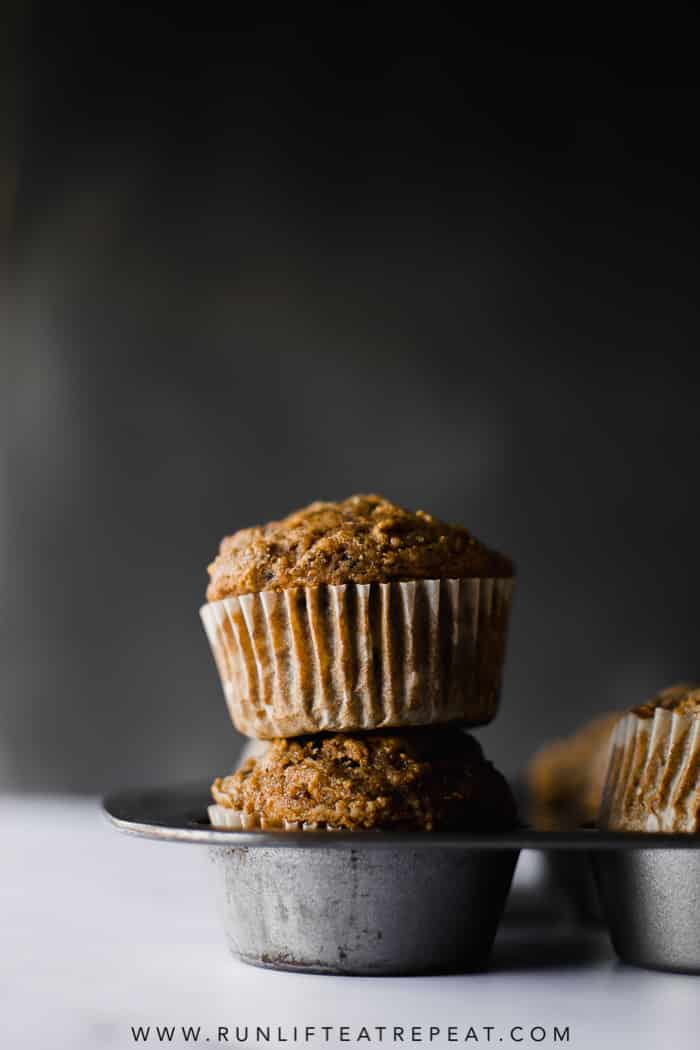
206,494,513,601
633,682,700,719
211,729,517,831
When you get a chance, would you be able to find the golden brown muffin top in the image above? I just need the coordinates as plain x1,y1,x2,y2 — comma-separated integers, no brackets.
633,683,700,719
206,494,513,601
211,728,517,831
526,711,620,828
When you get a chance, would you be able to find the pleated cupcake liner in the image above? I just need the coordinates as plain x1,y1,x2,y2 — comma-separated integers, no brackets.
208,803,348,832
599,708,700,832
200,577,514,739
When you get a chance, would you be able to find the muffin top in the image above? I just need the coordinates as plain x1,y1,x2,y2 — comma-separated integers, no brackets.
206,494,513,601
211,728,517,832
633,683,700,719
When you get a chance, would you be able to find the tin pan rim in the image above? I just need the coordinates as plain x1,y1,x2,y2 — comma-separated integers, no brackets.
103,782,700,850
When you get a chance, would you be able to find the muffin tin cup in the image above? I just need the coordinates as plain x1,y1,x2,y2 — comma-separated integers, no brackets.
592,848,700,974
200,577,515,739
540,851,603,925
210,844,518,975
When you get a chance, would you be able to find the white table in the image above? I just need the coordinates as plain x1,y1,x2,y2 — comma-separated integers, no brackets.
2,797,699,1049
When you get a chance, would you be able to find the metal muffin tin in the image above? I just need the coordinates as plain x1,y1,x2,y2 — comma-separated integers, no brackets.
541,849,603,924
104,783,700,976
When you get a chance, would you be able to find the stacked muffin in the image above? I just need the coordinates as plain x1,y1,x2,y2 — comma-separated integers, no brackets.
201,495,517,832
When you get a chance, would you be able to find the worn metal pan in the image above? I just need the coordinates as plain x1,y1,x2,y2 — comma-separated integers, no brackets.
592,849,700,975
209,843,517,975
104,783,700,976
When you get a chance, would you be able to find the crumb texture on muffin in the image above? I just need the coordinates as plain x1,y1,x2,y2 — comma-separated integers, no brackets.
206,494,513,601
211,728,517,831
633,682,700,719
526,712,619,828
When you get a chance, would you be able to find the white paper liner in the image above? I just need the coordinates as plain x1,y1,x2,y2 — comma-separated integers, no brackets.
207,804,344,832
599,708,700,832
200,577,514,738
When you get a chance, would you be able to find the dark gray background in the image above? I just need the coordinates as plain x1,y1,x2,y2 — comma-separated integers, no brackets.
4,8,700,792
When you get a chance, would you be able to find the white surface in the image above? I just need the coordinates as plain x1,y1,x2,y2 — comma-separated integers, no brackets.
2,797,699,1050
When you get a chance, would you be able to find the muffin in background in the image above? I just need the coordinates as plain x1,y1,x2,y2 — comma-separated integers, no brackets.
201,495,515,739
599,684,700,833
209,727,518,832
527,712,620,829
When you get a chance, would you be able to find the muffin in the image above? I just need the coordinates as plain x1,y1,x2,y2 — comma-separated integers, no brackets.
599,684,700,833
526,712,620,829
209,727,518,832
201,495,515,738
